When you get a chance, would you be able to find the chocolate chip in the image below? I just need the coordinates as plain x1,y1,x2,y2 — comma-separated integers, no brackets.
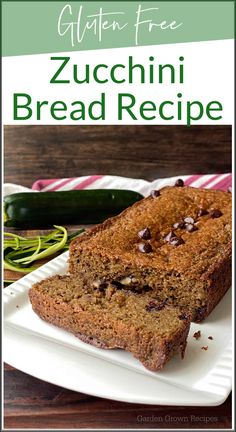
151,189,160,198
138,227,151,240
138,242,152,253
99,283,108,291
173,221,185,229
198,208,208,217
143,285,153,292
164,230,176,242
185,223,198,232
208,336,213,340
164,230,184,245
165,341,174,352
111,281,123,289
195,306,207,321
169,236,184,246
184,216,195,224
92,280,107,291
175,178,184,187
132,285,152,294
209,209,223,218
201,346,208,351
145,300,166,312
173,223,179,229
178,313,188,321
193,330,201,340
227,186,232,193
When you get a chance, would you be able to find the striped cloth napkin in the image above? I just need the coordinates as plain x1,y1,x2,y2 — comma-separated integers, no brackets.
32,173,232,196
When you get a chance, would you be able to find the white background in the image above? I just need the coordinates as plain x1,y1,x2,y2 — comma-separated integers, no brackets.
2,39,234,125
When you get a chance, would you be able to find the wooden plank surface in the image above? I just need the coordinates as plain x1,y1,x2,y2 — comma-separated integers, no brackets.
4,364,232,429
4,125,232,429
4,125,231,187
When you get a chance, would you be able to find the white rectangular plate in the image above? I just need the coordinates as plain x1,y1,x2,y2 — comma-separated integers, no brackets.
4,251,232,406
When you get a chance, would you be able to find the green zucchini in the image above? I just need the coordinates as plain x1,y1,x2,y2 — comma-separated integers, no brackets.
4,189,144,228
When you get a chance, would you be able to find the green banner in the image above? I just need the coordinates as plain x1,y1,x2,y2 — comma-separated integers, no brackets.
2,1,234,56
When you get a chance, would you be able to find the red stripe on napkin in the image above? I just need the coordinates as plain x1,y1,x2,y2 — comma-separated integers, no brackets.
210,174,232,190
198,174,224,189
73,175,104,190
32,178,64,191
45,177,78,192
32,174,232,193
184,175,203,186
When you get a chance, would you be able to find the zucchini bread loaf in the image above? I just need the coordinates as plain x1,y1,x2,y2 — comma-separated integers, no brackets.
29,275,190,371
69,185,232,322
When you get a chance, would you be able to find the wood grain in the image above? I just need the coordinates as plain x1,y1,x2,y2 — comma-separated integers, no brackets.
4,365,232,429
4,125,232,429
4,125,231,187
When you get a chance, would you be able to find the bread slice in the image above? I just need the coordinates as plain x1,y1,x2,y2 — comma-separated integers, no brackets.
69,186,232,322
29,275,190,371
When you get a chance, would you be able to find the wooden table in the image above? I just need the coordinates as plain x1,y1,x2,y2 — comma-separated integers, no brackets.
4,125,232,429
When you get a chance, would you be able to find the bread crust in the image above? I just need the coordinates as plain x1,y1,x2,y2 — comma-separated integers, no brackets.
69,186,232,322
29,276,190,371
